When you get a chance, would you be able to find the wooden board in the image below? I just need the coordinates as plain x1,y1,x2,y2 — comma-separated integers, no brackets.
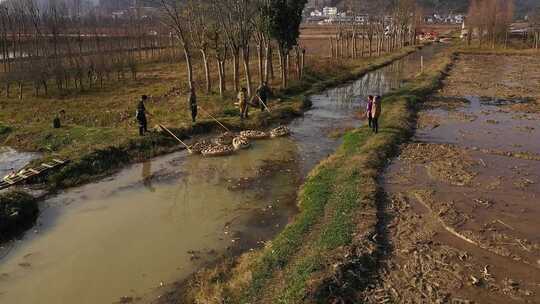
0,159,68,191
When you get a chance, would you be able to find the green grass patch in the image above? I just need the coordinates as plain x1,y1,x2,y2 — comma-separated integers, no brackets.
0,122,12,137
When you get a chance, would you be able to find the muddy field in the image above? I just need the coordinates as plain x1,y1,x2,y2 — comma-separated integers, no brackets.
356,54,540,303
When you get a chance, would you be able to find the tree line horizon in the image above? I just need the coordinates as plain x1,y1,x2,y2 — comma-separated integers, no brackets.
0,0,538,101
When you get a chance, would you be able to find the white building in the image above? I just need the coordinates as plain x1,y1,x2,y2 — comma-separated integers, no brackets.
323,7,338,17
454,15,465,23
310,10,322,17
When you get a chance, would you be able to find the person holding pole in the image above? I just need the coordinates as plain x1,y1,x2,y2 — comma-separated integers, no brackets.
136,95,150,136
256,82,271,112
188,87,197,123
238,87,249,119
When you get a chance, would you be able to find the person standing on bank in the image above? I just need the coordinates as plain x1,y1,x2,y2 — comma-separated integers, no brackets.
136,95,150,136
238,88,249,119
371,95,382,134
366,95,374,128
256,82,270,112
188,87,197,123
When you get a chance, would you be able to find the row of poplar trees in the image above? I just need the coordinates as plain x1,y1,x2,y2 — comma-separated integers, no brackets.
0,0,178,99
329,0,420,59
158,0,308,98
0,0,308,99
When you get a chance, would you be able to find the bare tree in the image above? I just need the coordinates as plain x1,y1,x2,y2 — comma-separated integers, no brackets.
159,0,195,90
187,0,212,93
207,22,228,96
468,0,515,48
531,8,540,49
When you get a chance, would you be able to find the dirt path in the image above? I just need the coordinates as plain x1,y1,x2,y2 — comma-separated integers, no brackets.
357,54,540,303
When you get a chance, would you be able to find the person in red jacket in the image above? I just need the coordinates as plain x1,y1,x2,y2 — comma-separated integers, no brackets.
366,95,374,128
371,95,382,133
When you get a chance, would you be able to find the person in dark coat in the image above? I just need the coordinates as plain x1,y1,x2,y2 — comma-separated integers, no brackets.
256,82,270,112
188,87,197,123
136,95,149,136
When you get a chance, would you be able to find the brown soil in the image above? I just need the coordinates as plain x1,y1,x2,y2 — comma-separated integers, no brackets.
438,54,540,112
357,54,540,303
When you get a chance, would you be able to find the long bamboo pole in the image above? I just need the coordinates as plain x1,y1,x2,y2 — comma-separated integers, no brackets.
255,94,271,113
198,106,231,132
159,124,192,153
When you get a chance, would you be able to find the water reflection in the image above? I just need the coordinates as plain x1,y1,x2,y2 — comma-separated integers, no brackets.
0,147,40,179
142,161,155,193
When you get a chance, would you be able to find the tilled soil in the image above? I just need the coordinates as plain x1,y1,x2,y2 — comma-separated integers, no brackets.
358,54,540,303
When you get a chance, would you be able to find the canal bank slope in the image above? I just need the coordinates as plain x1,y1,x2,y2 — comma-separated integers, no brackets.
164,49,456,303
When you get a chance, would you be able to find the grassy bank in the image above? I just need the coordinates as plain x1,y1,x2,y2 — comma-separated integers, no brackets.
1,46,420,191
182,49,455,304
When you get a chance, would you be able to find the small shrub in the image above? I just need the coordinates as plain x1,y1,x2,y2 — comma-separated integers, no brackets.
0,191,38,241
0,123,12,136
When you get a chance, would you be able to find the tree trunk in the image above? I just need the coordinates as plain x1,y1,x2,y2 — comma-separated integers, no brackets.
183,44,194,90
329,37,334,58
352,32,357,59
232,48,240,92
18,82,22,100
361,34,365,57
201,49,211,93
264,42,271,82
345,35,350,58
257,42,264,85
268,45,275,80
242,46,252,96
379,35,383,55
217,59,225,96
278,48,288,88
300,49,305,79
295,47,301,80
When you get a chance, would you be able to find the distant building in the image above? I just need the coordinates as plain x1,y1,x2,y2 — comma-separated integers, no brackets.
454,15,465,23
424,15,434,23
310,10,322,17
323,7,337,17
355,15,368,24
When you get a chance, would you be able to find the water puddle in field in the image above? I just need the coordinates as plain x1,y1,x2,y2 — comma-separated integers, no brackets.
0,147,40,181
383,57,540,303
0,45,444,304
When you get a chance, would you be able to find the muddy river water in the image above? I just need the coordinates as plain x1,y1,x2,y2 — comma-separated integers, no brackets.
0,45,445,304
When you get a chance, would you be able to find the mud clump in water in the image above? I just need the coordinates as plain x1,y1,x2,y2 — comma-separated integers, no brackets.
225,158,298,192
399,143,478,186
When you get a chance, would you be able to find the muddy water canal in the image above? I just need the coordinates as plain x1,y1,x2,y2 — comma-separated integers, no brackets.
0,45,444,304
